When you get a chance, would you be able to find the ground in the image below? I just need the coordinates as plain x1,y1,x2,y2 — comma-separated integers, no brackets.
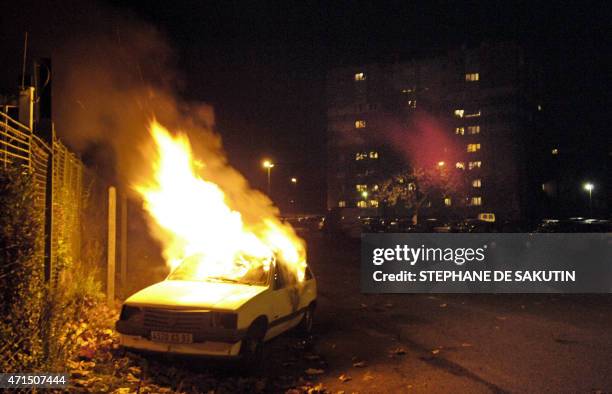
72,232,612,393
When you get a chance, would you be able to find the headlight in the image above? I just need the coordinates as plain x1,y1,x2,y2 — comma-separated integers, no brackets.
120,305,143,323
211,312,237,329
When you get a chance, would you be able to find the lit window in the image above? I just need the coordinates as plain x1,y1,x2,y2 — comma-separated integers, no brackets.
355,120,366,129
357,200,367,208
372,184,379,191
356,184,367,192
407,100,417,109
456,162,465,170
355,152,367,161
472,179,482,188
454,109,465,118
338,200,346,208
369,200,379,207
465,73,479,82
470,196,482,206
369,151,379,159
355,72,366,81
467,143,481,152
468,161,482,170
455,127,465,135
551,148,558,155
465,110,481,118
467,125,480,134
444,197,452,206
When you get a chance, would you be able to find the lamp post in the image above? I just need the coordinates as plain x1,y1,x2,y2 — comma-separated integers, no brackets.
262,159,274,195
583,182,594,217
290,177,298,210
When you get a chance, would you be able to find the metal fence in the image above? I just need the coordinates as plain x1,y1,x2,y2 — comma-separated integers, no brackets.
0,110,83,282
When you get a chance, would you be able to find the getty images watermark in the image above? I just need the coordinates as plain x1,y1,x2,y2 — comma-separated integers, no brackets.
361,233,612,293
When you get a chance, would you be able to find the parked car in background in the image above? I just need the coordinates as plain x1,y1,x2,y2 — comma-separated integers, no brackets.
535,218,611,233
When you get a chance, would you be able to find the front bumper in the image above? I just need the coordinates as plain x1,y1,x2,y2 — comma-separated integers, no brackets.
116,320,246,357
119,334,243,357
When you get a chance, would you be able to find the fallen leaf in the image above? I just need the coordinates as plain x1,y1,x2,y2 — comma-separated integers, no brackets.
305,368,325,375
439,303,448,308
461,343,473,347
431,349,440,355
338,374,352,383
126,373,140,383
352,361,367,368
304,354,320,361
363,372,375,381
390,347,406,355
128,366,141,375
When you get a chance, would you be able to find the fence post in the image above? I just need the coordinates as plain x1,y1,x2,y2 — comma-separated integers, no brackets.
107,186,116,307
120,192,128,292
43,142,53,283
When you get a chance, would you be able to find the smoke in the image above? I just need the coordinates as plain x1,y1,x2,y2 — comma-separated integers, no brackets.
379,111,462,170
44,3,284,229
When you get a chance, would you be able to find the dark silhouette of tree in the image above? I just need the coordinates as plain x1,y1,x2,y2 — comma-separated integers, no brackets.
376,164,465,225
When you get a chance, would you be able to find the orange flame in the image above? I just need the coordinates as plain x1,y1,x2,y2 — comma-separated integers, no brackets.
135,120,307,282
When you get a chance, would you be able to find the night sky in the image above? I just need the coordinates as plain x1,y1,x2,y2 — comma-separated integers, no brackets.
1,1,609,212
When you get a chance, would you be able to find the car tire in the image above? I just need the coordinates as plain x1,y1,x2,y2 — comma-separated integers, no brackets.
240,321,266,374
296,304,315,336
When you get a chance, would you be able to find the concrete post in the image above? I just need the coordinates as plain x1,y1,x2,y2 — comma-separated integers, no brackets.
107,186,116,307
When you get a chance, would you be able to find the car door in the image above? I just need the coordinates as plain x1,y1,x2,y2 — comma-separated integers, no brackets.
268,262,300,338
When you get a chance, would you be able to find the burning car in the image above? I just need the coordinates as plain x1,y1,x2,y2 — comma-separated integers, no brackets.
116,121,315,365
116,253,316,364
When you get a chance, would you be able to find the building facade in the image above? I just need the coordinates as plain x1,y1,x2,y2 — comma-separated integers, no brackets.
326,42,542,222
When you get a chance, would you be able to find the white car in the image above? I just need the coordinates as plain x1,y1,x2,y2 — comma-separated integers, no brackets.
116,255,317,365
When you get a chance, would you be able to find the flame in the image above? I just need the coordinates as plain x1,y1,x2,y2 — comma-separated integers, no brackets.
135,120,307,282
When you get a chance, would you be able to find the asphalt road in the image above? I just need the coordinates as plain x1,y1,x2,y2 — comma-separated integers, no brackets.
300,233,612,393
136,232,612,393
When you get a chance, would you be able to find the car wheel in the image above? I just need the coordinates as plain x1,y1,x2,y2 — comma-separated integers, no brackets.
296,304,315,336
240,322,266,373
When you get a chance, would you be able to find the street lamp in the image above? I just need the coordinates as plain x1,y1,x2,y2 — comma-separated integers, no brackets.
262,159,274,195
289,177,298,209
583,182,594,217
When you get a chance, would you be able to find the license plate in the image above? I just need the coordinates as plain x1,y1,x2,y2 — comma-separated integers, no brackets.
150,331,193,344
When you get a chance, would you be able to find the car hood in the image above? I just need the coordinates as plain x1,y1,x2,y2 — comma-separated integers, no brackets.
124,280,268,311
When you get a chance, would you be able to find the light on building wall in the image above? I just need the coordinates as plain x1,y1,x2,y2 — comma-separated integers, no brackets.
354,72,366,81
467,143,481,152
583,183,594,192
291,177,297,184
552,148,559,155
437,161,445,167
465,73,479,82
355,120,366,128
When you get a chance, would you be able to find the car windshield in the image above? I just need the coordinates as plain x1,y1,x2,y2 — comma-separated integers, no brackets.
167,254,271,286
